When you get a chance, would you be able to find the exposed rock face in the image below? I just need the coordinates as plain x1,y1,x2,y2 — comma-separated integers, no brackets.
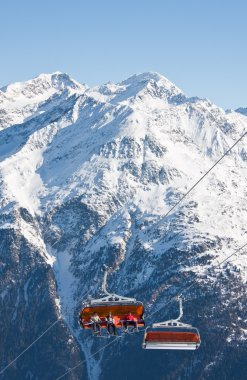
1,72,247,379
236,107,247,117
0,210,84,380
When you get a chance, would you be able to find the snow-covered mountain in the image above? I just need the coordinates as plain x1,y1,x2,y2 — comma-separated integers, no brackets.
1,72,247,380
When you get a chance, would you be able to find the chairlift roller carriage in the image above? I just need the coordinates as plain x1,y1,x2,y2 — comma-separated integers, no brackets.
143,296,201,350
79,267,145,334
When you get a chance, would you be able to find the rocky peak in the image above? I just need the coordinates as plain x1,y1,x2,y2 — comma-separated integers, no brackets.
235,107,247,116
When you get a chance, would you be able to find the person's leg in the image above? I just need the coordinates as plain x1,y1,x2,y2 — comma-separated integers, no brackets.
113,324,116,335
98,323,102,335
129,321,138,330
130,320,137,328
109,323,113,334
130,321,137,328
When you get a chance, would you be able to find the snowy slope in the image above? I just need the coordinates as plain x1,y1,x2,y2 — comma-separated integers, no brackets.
1,72,247,380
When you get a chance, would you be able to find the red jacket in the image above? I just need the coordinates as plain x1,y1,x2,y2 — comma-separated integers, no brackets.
125,314,135,321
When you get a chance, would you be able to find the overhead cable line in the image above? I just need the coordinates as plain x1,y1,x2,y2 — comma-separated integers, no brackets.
0,319,61,376
146,241,247,321
55,337,119,380
177,241,247,299
0,239,60,377
163,130,246,219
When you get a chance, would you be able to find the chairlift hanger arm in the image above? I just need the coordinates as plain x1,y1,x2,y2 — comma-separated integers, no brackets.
152,296,184,326
102,267,111,296
91,265,138,304
176,296,183,321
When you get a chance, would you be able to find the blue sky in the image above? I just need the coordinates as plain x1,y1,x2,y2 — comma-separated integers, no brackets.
1,0,246,109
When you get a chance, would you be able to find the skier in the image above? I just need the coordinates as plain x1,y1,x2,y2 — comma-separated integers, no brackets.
123,311,138,331
106,312,117,335
90,312,102,334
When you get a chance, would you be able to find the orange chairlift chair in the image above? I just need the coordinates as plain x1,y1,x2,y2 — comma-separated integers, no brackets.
79,268,145,335
143,296,201,350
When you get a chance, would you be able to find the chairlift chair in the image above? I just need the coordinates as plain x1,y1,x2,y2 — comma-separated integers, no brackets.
79,267,145,334
143,296,201,350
